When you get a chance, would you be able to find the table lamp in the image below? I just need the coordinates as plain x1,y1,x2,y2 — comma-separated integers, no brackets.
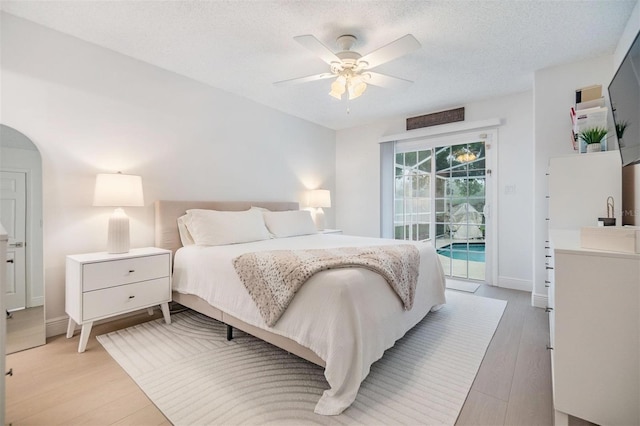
308,189,331,231
93,172,144,254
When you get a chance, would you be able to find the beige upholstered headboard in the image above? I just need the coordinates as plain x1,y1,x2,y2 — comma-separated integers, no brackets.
154,200,299,255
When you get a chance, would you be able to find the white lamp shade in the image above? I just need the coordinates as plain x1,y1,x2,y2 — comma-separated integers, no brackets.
93,173,144,207
308,189,331,208
348,79,367,100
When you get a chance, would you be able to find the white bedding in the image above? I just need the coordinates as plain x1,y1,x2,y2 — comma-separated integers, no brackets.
172,233,446,415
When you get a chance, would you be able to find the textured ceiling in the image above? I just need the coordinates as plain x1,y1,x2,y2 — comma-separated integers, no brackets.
1,1,637,130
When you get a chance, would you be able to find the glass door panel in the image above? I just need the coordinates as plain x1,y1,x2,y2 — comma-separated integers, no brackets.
394,150,432,242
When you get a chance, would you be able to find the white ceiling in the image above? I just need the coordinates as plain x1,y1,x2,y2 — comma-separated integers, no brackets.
1,1,636,130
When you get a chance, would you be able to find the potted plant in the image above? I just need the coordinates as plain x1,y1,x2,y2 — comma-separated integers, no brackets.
615,121,628,147
578,127,608,153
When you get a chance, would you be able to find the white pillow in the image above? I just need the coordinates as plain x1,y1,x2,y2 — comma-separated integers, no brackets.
263,210,318,238
185,208,271,246
177,215,195,246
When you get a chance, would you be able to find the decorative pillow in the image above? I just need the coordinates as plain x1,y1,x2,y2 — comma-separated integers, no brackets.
177,214,195,246
185,208,271,246
263,210,318,238
250,206,276,238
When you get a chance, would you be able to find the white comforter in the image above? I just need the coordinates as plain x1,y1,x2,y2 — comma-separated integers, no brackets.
172,234,446,415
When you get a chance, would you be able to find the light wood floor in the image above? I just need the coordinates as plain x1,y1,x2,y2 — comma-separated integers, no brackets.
4,286,575,425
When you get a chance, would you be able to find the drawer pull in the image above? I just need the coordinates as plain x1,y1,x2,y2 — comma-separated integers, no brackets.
6,368,13,376
6,259,14,263
546,266,554,270
545,307,553,312
128,295,135,299
128,270,135,273
546,345,554,351
545,255,551,258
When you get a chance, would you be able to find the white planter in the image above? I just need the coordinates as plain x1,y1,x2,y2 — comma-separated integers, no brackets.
586,143,602,153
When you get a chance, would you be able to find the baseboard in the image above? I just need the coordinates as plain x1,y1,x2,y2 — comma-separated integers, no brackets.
46,315,69,338
532,292,549,309
29,296,44,307
497,276,532,292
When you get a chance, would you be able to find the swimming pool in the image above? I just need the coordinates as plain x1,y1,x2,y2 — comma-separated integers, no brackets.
437,242,485,262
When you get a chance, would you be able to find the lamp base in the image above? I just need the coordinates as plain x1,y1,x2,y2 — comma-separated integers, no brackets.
315,208,326,231
107,208,130,254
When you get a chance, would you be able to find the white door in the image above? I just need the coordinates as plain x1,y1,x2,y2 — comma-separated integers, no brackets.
1,171,27,310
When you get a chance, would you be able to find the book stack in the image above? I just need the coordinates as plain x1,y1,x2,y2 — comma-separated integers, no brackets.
570,84,608,153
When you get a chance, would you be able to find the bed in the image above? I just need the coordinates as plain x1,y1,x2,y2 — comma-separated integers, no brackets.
154,200,446,415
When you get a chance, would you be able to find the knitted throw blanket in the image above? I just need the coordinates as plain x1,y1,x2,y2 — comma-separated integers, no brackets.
233,245,420,327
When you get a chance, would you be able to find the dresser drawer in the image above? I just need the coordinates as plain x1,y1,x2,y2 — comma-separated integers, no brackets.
82,277,170,321
82,254,170,291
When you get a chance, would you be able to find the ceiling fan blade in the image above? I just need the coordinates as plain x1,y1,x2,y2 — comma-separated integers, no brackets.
293,35,341,65
273,73,335,87
365,72,414,89
358,34,421,69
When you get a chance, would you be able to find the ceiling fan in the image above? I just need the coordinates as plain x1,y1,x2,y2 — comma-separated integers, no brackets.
274,33,421,100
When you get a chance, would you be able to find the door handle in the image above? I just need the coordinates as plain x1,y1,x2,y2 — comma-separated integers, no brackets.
8,242,24,248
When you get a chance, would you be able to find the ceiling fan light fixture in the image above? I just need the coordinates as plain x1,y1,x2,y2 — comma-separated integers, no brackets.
276,33,420,101
455,148,477,163
348,79,367,100
329,76,346,99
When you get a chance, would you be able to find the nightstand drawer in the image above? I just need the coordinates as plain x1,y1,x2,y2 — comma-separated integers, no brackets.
83,277,170,321
83,254,170,291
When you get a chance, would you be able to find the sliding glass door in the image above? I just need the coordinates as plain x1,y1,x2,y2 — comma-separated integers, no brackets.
393,132,493,282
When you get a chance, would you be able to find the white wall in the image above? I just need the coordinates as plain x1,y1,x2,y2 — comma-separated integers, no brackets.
0,13,336,330
336,90,534,290
614,1,640,68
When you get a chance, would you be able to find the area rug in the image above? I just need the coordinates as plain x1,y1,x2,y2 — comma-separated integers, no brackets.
97,291,506,425
445,279,481,293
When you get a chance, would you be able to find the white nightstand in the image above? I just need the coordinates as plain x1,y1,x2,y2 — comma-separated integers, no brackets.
320,229,342,234
65,247,172,353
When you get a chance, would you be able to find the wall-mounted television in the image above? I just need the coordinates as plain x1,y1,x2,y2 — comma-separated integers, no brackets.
608,30,640,167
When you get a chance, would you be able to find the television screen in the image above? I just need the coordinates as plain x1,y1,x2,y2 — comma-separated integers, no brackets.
609,30,640,166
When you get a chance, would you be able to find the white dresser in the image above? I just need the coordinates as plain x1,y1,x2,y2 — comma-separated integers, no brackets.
548,231,640,426
65,247,172,352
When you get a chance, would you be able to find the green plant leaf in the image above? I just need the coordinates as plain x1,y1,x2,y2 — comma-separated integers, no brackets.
578,127,608,144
